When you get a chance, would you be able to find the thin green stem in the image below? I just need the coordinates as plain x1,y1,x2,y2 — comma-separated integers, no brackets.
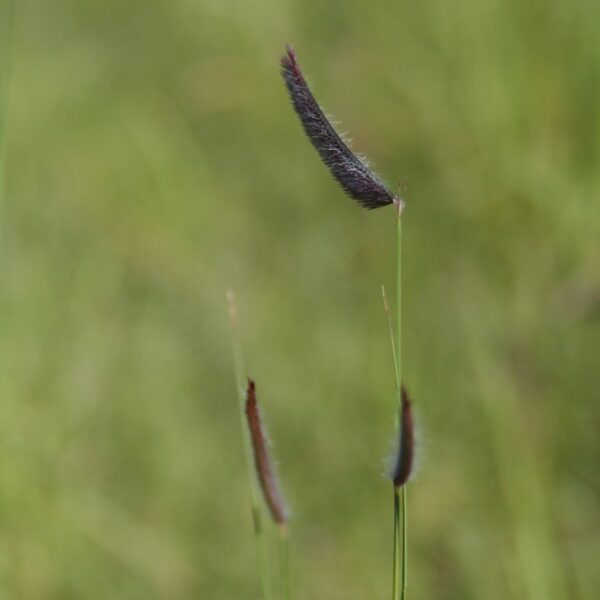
396,204,408,600
401,485,408,600
227,291,273,600
395,205,402,416
392,486,401,600
278,525,291,600
381,285,399,396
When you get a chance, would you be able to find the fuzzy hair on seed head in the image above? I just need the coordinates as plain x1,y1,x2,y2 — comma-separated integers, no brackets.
281,45,397,210
245,379,290,525
389,385,415,487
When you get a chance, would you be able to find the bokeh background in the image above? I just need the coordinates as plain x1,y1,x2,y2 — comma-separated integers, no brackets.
0,0,599,598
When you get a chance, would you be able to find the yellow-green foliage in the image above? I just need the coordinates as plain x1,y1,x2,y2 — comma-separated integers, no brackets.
0,1,598,598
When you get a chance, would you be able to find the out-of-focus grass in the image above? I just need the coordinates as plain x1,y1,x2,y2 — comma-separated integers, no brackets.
0,0,14,211
0,0,598,598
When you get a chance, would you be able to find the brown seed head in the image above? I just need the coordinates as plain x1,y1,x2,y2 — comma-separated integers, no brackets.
245,379,289,525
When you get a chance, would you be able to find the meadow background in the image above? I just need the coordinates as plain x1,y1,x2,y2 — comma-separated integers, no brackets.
0,0,599,598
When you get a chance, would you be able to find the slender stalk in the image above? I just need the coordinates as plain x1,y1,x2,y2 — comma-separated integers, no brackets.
278,525,291,600
381,285,399,395
0,0,15,243
227,291,273,600
383,285,404,600
392,486,401,600
397,207,409,600
395,205,402,417
383,211,408,600
382,205,408,600
401,485,408,600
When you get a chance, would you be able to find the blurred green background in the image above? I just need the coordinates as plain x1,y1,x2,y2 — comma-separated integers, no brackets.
1,0,599,598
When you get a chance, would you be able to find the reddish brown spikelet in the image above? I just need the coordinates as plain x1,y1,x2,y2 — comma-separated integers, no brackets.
390,385,415,487
245,379,289,525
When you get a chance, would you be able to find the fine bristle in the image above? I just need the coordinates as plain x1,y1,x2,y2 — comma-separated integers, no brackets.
245,379,290,525
389,385,415,487
281,45,396,210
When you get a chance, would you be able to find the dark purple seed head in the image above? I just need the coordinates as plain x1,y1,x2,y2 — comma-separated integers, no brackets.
389,385,415,488
281,45,397,210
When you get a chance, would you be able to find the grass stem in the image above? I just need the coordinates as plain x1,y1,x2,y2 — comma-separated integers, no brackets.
396,205,402,418
227,291,273,600
392,486,401,600
383,203,408,600
401,485,408,600
381,285,399,395
395,204,408,600
278,525,291,600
